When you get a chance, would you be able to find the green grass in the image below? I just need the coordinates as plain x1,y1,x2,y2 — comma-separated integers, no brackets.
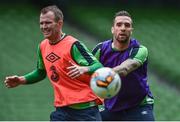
0,4,53,120
0,4,96,121
66,5,180,87
149,72,180,120
0,4,180,121
66,5,180,120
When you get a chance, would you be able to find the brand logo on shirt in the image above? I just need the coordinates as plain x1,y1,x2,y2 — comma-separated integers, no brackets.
46,52,60,63
141,110,148,115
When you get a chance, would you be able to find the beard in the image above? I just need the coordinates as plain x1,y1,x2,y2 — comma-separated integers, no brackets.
116,35,129,44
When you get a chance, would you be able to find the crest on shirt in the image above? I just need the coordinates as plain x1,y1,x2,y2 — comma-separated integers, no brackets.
46,52,60,63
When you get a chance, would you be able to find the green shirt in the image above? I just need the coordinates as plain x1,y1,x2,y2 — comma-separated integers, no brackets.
24,39,103,84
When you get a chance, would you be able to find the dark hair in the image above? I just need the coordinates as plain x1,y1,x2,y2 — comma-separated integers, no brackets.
115,10,131,18
41,5,64,22
113,10,133,24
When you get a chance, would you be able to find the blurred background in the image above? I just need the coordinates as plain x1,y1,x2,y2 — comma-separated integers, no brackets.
0,0,180,120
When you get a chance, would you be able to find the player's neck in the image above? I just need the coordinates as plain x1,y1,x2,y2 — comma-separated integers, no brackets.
49,33,65,45
112,39,130,51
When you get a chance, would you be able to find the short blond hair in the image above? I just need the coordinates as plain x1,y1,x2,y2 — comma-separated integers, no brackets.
41,5,64,22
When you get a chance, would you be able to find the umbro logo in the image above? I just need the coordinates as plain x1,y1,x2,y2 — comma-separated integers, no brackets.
46,52,60,63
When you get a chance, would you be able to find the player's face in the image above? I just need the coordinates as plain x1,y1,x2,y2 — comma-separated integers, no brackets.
111,16,133,44
40,11,62,40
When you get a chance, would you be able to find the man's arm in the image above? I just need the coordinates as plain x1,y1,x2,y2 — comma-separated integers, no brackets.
92,44,148,77
67,41,103,79
113,59,141,77
24,45,46,84
113,45,148,77
92,42,103,61
4,45,46,88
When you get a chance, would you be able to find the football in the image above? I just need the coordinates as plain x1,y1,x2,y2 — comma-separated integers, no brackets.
90,67,121,99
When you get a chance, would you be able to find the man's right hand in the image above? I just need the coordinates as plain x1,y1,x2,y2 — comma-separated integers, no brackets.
4,75,26,88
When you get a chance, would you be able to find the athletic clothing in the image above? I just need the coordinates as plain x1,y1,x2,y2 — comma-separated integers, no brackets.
24,34,103,108
92,38,155,120
25,36,102,83
50,106,101,121
101,104,154,121
40,35,101,107
93,39,154,111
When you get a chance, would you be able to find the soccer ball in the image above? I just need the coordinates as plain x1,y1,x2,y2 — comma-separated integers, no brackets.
90,67,121,99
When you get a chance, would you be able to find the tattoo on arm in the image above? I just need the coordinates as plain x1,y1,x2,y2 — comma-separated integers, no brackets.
113,59,141,77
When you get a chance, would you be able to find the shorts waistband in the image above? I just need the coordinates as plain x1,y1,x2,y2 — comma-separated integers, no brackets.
68,101,97,109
